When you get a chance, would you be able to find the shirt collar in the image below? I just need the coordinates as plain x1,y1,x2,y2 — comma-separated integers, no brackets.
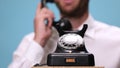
78,14,95,39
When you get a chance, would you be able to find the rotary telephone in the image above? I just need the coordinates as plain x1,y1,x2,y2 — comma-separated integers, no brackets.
34,0,95,66
41,0,89,52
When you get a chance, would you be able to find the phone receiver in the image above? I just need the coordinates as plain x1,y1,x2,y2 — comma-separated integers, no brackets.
41,0,72,35
41,0,54,7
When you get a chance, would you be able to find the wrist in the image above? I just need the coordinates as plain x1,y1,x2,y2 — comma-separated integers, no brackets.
34,37,47,47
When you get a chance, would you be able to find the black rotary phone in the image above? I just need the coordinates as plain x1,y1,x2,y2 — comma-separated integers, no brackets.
34,0,95,66
41,0,88,53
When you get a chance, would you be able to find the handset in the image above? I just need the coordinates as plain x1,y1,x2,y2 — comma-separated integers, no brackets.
41,0,72,35
41,0,54,8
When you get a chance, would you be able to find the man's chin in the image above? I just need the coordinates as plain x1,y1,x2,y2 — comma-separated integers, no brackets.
61,12,76,17
61,10,74,15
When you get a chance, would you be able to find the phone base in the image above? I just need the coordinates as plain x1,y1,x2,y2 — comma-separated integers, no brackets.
47,53,95,66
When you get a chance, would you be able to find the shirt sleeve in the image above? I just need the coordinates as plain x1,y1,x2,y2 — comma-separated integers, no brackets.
8,34,44,68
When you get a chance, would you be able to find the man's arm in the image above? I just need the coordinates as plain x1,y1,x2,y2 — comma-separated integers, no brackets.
8,33,44,68
9,3,54,68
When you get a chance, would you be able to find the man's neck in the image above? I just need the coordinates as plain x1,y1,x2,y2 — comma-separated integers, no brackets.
61,12,89,30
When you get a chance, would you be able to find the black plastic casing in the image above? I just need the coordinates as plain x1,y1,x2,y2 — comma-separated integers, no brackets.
47,53,95,66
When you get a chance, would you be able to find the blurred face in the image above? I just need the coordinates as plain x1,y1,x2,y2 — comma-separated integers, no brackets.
54,0,89,18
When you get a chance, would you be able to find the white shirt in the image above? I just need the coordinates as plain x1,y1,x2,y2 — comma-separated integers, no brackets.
9,15,120,68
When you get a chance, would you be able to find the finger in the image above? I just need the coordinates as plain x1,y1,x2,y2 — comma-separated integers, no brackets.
36,3,42,15
35,8,54,28
47,17,53,29
48,9,55,19
40,8,48,14
48,13,54,28
40,8,54,18
39,13,52,28
34,8,49,24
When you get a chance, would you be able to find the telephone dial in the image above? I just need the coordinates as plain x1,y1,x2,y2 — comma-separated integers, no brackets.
34,0,95,66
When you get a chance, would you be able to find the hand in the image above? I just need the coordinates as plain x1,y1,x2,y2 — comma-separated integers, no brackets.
34,3,54,47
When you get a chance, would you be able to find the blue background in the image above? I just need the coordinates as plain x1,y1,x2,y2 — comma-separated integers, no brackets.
0,0,120,68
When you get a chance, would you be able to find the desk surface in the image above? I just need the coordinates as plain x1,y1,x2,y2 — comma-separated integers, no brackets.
33,66,104,68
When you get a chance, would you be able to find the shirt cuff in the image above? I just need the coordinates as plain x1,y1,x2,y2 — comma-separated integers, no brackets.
25,40,44,64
